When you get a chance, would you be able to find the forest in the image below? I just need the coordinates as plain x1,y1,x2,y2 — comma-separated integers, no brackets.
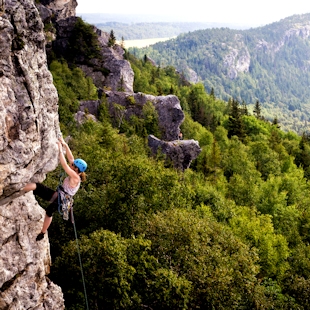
95,21,239,40
129,13,310,134
41,18,310,309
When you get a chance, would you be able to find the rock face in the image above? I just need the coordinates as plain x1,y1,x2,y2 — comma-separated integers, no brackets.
148,135,201,171
223,34,250,79
105,91,184,141
38,0,77,22
95,28,134,92
0,195,64,309
0,0,64,308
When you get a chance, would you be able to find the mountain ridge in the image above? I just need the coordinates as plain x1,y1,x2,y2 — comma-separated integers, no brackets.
130,13,310,133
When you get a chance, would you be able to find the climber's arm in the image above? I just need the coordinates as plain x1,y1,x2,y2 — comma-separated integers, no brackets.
57,141,78,181
59,137,74,164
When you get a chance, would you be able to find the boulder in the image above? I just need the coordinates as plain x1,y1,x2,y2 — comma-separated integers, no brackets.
148,135,201,171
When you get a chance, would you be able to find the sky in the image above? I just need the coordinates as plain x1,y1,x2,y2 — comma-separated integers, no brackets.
76,0,310,26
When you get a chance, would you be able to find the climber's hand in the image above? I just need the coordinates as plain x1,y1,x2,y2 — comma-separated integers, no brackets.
57,140,63,150
58,136,66,145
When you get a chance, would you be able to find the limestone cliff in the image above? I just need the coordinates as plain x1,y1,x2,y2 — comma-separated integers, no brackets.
0,0,64,308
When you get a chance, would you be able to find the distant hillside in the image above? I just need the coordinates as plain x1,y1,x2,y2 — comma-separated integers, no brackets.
130,13,310,133
93,21,254,40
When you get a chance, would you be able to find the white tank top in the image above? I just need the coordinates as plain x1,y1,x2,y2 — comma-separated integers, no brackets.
62,176,80,196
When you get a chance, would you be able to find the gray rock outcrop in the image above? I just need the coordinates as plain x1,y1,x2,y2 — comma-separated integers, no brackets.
77,91,201,169
105,91,184,141
223,34,250,79
38,0,77,22
148,135,201,171
95,28,134,92
53,17,134,92
0,0,64,307
0,195,64,309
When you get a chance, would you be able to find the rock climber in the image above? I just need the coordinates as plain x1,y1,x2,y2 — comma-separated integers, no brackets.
23,137,87,241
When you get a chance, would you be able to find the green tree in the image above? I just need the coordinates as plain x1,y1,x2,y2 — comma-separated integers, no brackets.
108,29,116,47
227,99,245,141
53,230,191,310
136,208,266,309
253,100,262,119
229,206,290,279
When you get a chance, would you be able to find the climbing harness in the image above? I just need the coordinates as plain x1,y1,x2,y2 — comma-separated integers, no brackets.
57,185,74,221
57,172,74,220
57,170,89,310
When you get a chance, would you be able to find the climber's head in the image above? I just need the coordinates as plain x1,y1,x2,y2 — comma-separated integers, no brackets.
73,159,87,173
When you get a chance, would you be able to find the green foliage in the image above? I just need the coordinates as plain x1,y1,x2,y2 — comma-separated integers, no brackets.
46,38,310,309
142,101,160,137
180,112,213,146
65,17,102,63
136,208,264,309
49,60,97,126
229,207,290,279
53,229,192,310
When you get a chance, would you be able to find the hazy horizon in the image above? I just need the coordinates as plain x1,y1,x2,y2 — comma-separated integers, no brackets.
76,13,263,29
76,0,310,26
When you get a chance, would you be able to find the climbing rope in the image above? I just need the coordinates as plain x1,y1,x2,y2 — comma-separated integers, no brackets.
57,169,89,310
71,207,90,310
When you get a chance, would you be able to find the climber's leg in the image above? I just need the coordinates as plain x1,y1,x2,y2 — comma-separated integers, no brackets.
36,197,58,241
22,183,37,192
41,214,53,233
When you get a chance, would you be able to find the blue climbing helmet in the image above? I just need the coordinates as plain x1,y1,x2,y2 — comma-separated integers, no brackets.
74,159,87,172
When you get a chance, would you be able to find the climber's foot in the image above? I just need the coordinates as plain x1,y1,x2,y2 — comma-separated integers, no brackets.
36,232,45,241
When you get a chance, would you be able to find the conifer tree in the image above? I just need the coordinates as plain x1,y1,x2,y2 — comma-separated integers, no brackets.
210,87,215,99
241,100,248,116
227,99,245,141
120,36,125,49
108,30,116,47
143,54,148,64
253,100,261,119
272,117,280,129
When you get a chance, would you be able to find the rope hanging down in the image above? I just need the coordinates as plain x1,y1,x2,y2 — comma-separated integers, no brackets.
57,170,89,310
71,207,90,310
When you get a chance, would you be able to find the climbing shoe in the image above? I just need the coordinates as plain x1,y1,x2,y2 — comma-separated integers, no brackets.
36,232,45,241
